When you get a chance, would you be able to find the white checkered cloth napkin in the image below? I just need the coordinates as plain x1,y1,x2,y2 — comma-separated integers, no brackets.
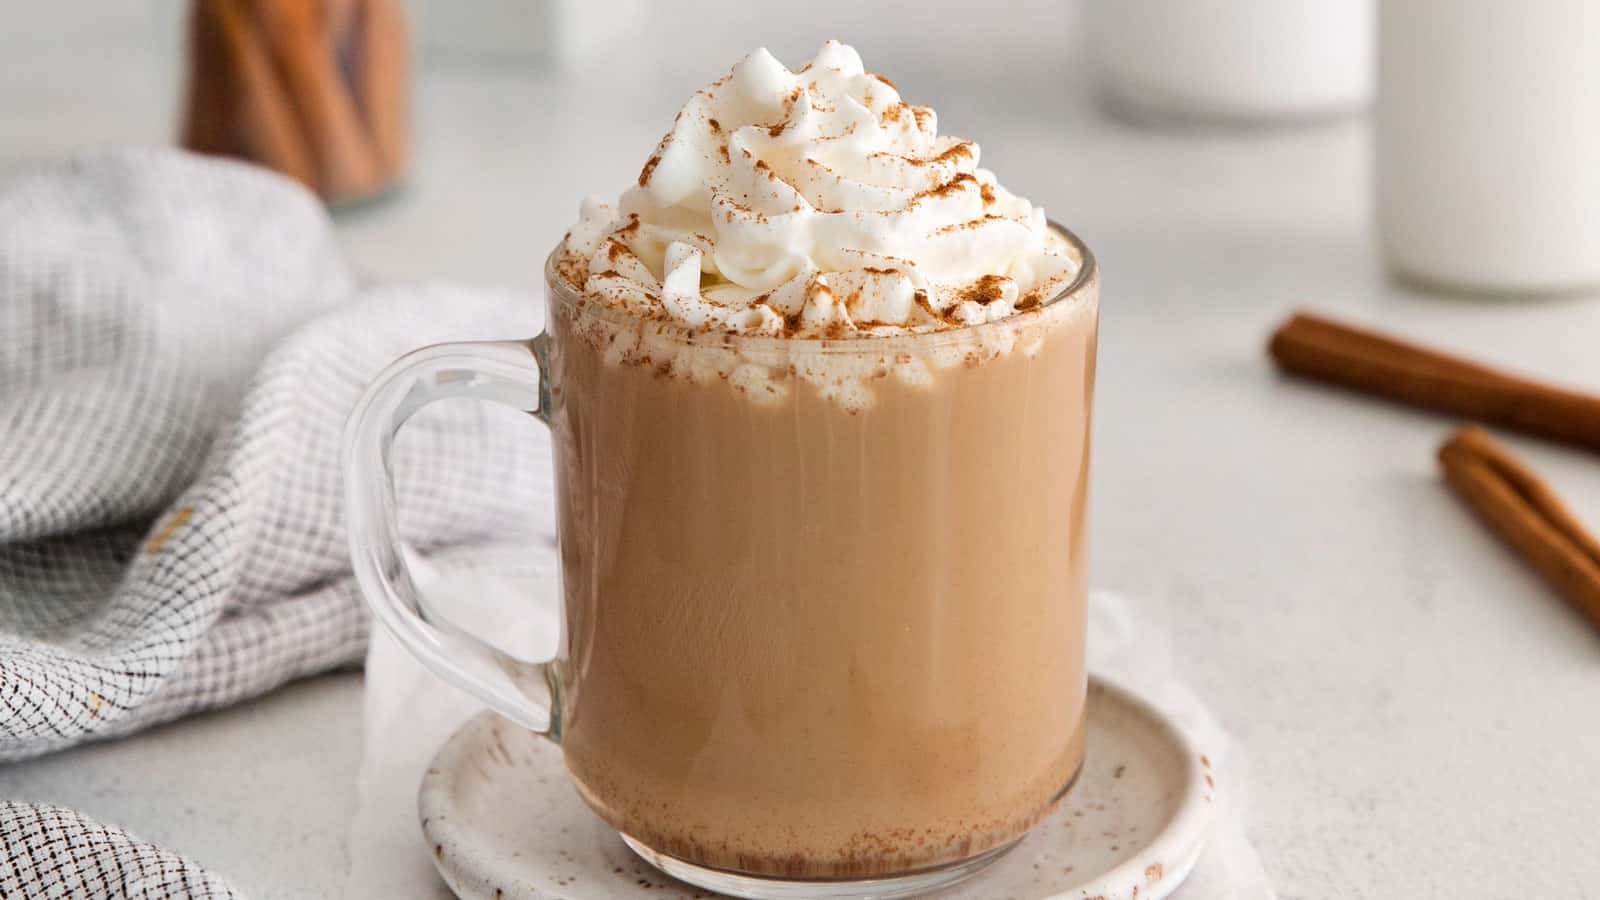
0,149,545,896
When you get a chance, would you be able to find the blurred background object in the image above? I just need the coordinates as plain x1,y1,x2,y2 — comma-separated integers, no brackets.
1377,0,1600,295
413,0,645,68
181,0,410,204
1085,0,1374,126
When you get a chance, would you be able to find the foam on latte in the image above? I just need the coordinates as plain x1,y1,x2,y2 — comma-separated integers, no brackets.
554,41,1086,409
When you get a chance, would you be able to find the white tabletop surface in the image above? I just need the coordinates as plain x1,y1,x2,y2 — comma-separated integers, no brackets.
4,3,1600,898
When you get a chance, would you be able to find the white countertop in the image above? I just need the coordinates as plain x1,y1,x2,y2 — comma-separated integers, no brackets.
4,4,1600,898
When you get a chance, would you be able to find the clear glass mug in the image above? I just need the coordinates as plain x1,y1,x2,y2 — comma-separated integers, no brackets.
344,226,1099,898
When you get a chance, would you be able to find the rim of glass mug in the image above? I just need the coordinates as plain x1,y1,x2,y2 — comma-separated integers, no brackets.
541,221,1097,351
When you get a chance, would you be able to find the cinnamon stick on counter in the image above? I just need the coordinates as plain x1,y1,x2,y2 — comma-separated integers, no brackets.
1439,426,1600,631
1269,312,1600,454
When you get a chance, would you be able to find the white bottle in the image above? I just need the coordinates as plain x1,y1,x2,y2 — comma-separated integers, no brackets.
1084,0,1374,125
1377,0,1600,294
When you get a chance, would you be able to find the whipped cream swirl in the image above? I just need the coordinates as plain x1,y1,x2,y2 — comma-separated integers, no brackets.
558,41,1078,338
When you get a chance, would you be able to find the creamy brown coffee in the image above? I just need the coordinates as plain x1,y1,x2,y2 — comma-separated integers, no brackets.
548,279,1095,877
543,42,1098,879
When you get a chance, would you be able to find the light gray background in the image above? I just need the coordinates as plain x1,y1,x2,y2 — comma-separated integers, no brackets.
2,2,1598,897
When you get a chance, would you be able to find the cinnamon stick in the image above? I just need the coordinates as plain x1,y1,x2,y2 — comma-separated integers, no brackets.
323,0,360,51
351,0,409,176
1269,311,1600,454
1439,425,1600,631
250,0,383,200
181,2,233,155
197,0,319,188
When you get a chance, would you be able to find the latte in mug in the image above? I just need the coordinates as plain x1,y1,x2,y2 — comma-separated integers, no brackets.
346,41,1098,898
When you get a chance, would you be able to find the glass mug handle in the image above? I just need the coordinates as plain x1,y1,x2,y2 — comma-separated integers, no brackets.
342,336,559,736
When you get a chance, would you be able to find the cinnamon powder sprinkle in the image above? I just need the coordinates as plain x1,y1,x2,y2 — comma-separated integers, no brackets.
872,142,972,169
932,214,1006,234
957,274,1010,306
912,173,977,205
914,289,960,325
980,182,996,207
872,73,899,91
638,154,661,187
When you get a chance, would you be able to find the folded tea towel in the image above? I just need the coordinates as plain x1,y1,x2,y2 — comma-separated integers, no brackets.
0,149,545,895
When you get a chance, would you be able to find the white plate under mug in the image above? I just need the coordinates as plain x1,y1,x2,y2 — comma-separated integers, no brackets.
419,675,1214,900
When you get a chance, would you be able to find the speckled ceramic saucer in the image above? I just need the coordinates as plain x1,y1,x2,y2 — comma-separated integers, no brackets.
419,676,1213,900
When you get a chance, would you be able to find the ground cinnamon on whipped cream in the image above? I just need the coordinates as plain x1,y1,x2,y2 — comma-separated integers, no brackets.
555,41,1080,339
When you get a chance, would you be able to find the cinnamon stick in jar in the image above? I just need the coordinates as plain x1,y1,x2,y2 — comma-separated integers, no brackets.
1438,425,1600,632
250,0,383,200
1269,311,1600,454
188,0,319,188
349,0,409,175
181,0,233,156
180,0,409,204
